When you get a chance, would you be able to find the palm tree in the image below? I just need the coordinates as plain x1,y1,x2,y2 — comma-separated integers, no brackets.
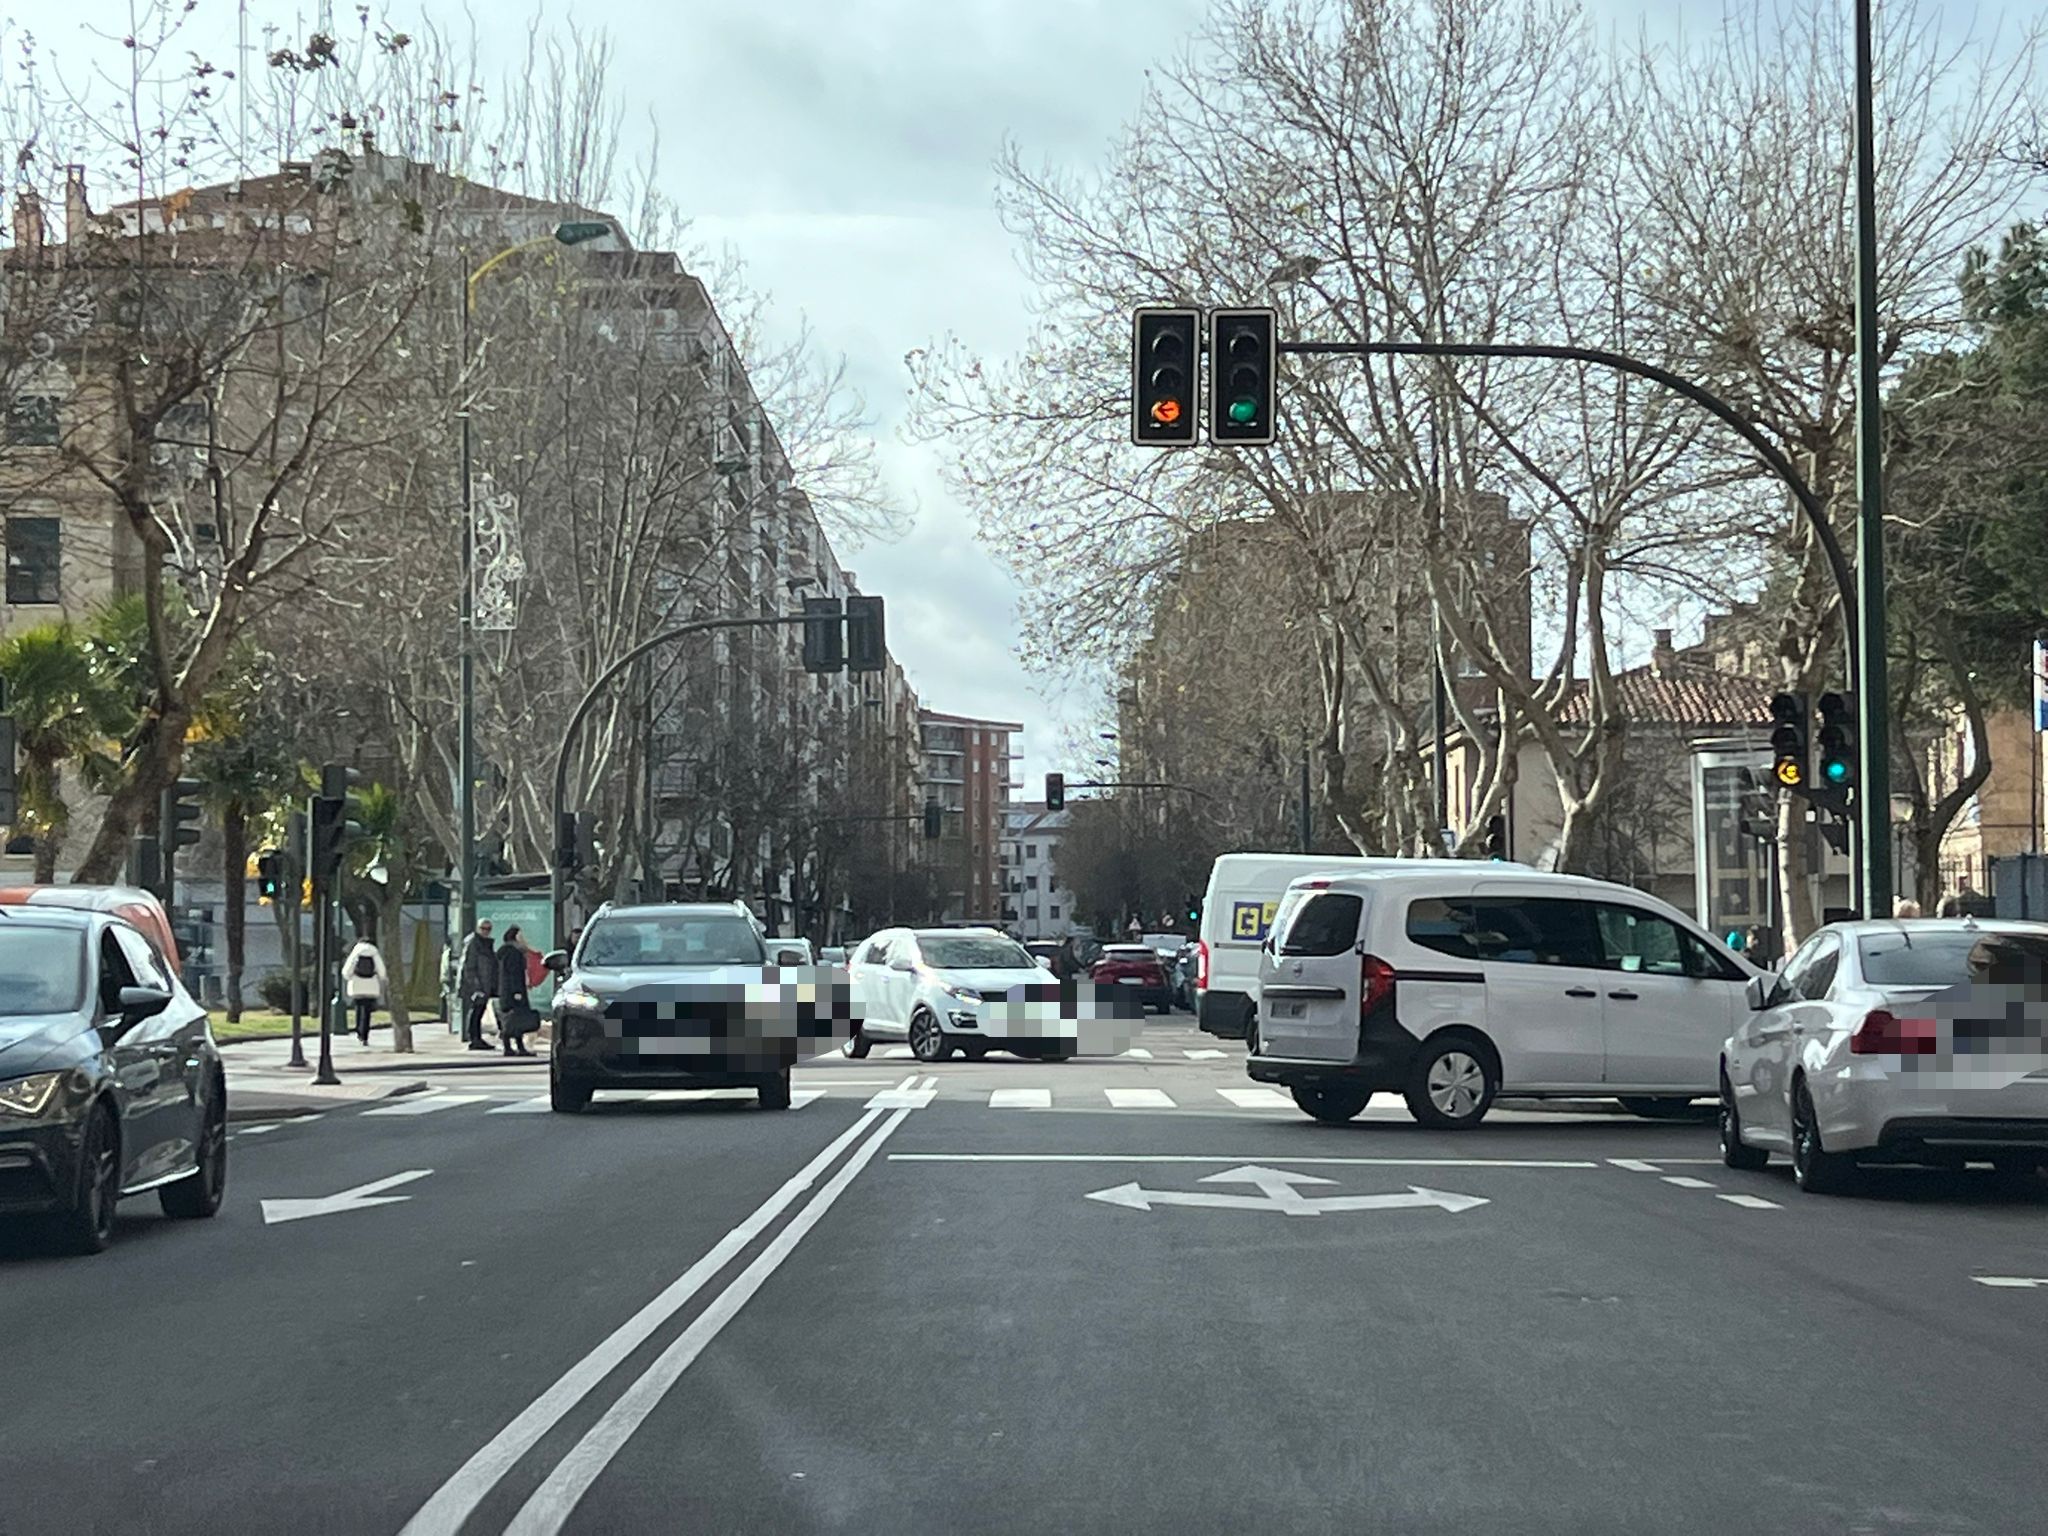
186,680,297,1022
0,621,130,882
350,780,435,1052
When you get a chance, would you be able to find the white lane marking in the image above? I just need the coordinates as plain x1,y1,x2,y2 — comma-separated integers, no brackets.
261,1169,432,1225
1121,1047,1154,1059
363,1094,488,1117
889,1154,1600,1168
1105,1087,1175,1109
990,1088,1052,1109
1184,1049,1228,1060
1089,1165,1488,1217
1658,1158,1724,1165
1717,1193,1781,1209
502,1106,919,1535
397,1108,889,1536
1973,1276,2048,1288
235,1123,282,1135
1662,1176,1717,1190
488,1097,553,1114
1609,1158,1662,1172
882,1046,914,1058
1218,1087,1292,1109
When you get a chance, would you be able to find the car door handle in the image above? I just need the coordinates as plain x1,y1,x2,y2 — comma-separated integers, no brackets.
1608,990,1639,1001
1565,987,1598,999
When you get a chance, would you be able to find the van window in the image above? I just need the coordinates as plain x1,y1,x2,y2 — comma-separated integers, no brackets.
1466,897,1600,968
1407,897,1478,959
1277,893,1362,957
1593,905,1688,976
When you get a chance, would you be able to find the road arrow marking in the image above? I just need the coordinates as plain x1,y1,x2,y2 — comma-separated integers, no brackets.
1085,1162,1489,1218
1973,1275,2048,1289
261,1169,433,1225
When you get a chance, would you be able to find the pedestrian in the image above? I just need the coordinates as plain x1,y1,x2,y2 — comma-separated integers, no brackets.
1894,898,1923,919
495,923,540,1057
457,918,496,1051
341,934,389,1045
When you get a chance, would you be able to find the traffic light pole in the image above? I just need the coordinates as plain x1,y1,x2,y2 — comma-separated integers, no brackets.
1851,0,1893,914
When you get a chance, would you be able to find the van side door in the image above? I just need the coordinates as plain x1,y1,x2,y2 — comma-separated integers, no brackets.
1466,887,1607,1090
1591,902,1744,1094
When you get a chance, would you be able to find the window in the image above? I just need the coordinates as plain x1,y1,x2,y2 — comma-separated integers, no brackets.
1026,905,1039,920
1778,933,1840,1002
1593,905,1689,976
1026,875,1038,891
115,925,173,992
4,394,58,446
1026,844,1036,859
1407,897,1478,959
1464,896,1600,968
0,928,86,1015
1860,929,2048,988
1277,892,1363,957
1049,905,1060,920
1800,937,1841,1000
5,517,61,604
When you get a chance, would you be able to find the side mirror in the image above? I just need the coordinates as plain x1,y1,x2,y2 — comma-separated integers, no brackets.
775,947,808,968
542,949,570,975
1744,974,1773,1012
116,985,173,1022
1038,956,1054,972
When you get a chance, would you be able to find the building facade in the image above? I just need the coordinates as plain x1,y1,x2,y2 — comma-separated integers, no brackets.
1000,801,1079,940
918,709,1020,923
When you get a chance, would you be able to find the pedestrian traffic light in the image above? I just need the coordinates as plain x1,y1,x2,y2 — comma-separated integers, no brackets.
1131,307,1200,446
1769,692,1810,792
1045,772,1064,811
845,594,886,674
1816,690,1856,791
256,851,283,903
923,800,943,840
801,596,844,675
1483,813,1507,861
1209,307,1277,446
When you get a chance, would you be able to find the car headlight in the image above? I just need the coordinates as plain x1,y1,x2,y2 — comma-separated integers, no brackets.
943,984,980,1004
558,985,605,1015
0,1071,64,1119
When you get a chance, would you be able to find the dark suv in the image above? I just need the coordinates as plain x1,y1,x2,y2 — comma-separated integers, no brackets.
546,902,817,1113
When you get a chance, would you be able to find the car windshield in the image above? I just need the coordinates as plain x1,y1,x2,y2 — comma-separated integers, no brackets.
1860,929,2048,988
580,914,766,968
0,928,86,1015
920,937,1035,969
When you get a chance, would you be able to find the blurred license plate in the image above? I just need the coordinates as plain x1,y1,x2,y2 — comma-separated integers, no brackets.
1116,977,1140,986
1275,1001,1307,1020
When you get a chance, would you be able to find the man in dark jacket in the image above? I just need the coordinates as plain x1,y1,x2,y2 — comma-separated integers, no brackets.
458,919,496,1051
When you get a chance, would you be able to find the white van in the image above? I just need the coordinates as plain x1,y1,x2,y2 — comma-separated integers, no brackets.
1249,866,1759,1128
1195,853,1511,1045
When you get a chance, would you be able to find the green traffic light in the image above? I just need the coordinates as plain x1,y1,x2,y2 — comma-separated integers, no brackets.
1824,759,1849,784
1228,398,1257,424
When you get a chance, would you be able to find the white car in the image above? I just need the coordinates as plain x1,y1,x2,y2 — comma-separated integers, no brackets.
1720,918,2048,1193
846,927,1070,1063
1250,866,1757,1127
772,937,815,966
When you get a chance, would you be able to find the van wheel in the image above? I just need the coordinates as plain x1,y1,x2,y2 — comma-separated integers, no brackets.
1405,1037,1496,1130
1291,1084,1372,1125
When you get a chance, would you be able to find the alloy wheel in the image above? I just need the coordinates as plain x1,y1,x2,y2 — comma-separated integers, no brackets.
909,1011,945,1062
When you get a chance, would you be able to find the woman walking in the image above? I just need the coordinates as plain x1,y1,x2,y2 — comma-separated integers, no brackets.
495,924,540,1057
341,934,389,1045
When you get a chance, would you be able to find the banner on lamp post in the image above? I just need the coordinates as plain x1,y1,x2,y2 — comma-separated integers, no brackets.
2034,638,2048,733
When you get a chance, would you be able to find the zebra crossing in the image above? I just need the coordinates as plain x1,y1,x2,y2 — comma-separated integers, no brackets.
857,1045,1229,1062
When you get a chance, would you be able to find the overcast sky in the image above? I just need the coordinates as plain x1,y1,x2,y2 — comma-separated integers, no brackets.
11,0,2020,793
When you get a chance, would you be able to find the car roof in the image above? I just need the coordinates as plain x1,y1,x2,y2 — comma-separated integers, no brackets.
593,902,753,918
909,926,1008,938
1282,865,1662,904
0,905,99,932
1824,918,2048,939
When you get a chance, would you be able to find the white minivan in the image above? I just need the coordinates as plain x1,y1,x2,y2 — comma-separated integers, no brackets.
1196,853,1524,1048
1248,866,1760,1128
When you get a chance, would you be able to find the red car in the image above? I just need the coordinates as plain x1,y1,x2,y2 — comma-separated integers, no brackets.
1090,945,1173,1012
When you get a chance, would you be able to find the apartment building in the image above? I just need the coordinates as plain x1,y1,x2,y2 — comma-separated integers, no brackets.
1000,801,1079,939
919,710,1021,922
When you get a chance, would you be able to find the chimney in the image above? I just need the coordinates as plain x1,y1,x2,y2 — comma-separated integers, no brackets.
62,164,90,240
1650,627,1676,678
12,189,44,259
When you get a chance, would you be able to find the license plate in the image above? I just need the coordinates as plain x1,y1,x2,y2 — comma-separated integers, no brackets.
1276,1001,1307,1020
1116,977,1140,985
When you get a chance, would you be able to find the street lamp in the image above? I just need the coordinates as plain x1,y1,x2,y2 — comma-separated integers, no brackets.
458,221,613,951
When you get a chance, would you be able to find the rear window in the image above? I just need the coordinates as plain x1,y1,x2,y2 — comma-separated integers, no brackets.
1277,892,1363,957
0,927,87,1015
1859,929,2048,988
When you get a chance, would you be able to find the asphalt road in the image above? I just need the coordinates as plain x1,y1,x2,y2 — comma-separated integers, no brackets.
4,1021,2045,1536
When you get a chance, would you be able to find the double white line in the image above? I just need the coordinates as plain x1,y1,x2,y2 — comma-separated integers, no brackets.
400,1074,937,1536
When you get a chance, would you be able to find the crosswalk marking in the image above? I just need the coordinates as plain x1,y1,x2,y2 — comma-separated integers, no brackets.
1662,1175,1716,1190
363,1094,488,1117
1104,1087,1175,1109
1716,1193,1780,1210
1608,1158,1662,1172
1184,1049,1227,1061
235,1123,282,1135
1217,1087,1292,1109
1121,1047,1154,1060
488,1096,553,1114
883,1046,914,1059
990,1088,1052,1109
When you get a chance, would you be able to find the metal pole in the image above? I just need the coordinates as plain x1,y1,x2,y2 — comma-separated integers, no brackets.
1298,743,1312,852
311,804,338,1085
1852,0,1893,916
457,276,479,961
286,883,305,1069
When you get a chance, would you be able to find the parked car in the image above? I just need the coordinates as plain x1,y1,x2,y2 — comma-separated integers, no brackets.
774,937,815,966
546,902,813,1112
0,906,226,1253
1721,918,2048,1194
1248,866,1758,1128
0,884,182,971
1024,941,1061,973
847,927,1069,1062
818,945,848,968
1092,944,1174,1012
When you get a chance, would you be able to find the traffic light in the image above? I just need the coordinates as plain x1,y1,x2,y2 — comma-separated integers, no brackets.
801,596,844,674
310,763,364,880
1045,772,1064,811
845,595,886,674
1185,895,1201,925
1769,692,1810,793
1737,768,1776,842
555,810,580,879
161,778,203,851
1209,307,1277,446
256,851,283,903
1483,813,1507,861
1816,690,1856,791
923,800,943,840
1131,307,1200,446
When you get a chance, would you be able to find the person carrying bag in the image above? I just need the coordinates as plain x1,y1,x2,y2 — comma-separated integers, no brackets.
495,924,540,1057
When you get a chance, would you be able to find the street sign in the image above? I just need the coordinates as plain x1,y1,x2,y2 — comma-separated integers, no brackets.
261,1168,432,1225
1084,1163,1489,1217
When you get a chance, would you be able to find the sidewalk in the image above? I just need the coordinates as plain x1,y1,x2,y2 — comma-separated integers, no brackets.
219,1017,548,1123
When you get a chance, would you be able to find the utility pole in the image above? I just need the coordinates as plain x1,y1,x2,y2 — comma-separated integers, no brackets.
456,273,479,966
1851,0,1892,916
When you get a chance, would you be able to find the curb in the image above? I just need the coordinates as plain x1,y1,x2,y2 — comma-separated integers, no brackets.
225,1078,431,1123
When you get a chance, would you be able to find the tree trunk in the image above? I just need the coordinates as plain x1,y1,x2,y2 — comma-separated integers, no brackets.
378,877,414,1052
73,708,190,883
32,833,59,885
222,805,248,1022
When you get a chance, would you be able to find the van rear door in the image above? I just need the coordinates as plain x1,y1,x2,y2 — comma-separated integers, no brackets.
1259,887,1369,1062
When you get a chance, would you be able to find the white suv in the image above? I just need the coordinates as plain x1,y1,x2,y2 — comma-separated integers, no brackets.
846,927,1069,1063
1249,867,1758,1128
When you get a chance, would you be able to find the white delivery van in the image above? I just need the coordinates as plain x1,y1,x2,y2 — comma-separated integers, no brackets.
1248,865,1759,1128
1195,853,1511,1045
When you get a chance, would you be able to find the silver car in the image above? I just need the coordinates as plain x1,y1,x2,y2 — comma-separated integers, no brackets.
1720,918,2048,1193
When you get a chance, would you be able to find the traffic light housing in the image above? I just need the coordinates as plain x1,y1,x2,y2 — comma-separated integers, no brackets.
256,851,283,903
1045,772,1064,811
1769,692,1810,793
1131,307,1200,446
1185,895,1201,926
923,801,943,840
1209,307,1277,446
1483,813,1507,861
1737,768,1777,842
161,778,203,852
845,595,886,674
1816,690,1856,791
311,763,364,880
555,811,580,879
801,596,844,674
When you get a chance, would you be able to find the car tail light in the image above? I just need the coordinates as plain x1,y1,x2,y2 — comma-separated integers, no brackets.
1196,940,1210,990
1359,954,1396,1018
1850,1008,1937,1055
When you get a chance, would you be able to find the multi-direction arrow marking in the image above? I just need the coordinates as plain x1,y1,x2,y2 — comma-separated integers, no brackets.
1085,1163,1489,1218
261,1169,433,1225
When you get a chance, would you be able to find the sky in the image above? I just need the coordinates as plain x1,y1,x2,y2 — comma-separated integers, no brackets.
8,0,2022,793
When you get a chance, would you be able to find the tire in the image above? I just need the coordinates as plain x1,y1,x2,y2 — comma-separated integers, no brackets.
908,1009,953,1063
160,1078,228,1219
1047,1050,1074,1064
1790,1080,1856,1194
56,1103,121,1255
1618,1096,1715,1122
962,1043,989,1061
758,1070,792,1111
1404,1035,1497,1130
842,1027,871,1059
1291,1083,1372,1125
1719,1076,1769,1171
549,1059,592,1114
